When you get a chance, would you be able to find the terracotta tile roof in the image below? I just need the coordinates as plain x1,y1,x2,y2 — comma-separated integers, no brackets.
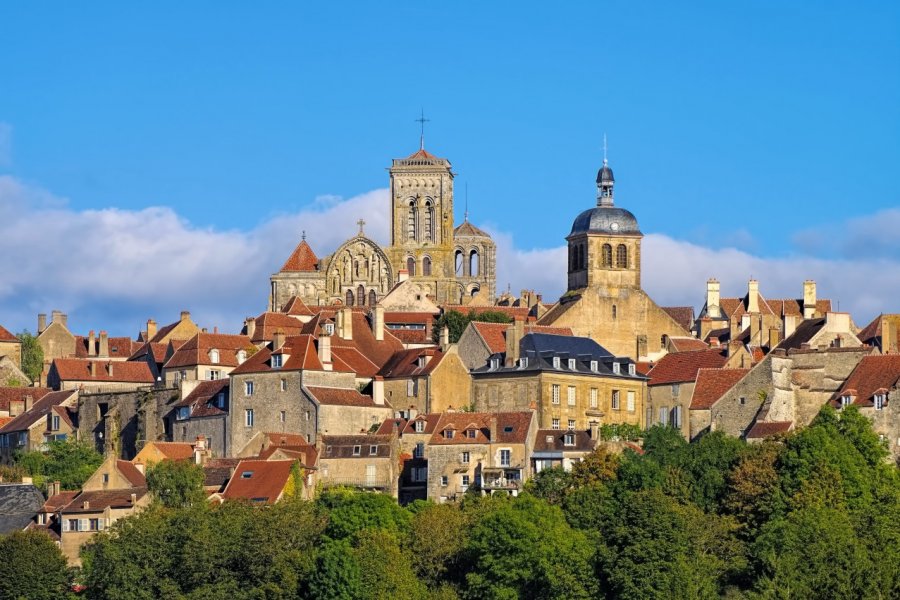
175,379,229,417
831,355,900,407
257,435,317,467
62,488,147,513
388,329,430,344
406,148,438,160
43,491,79,512
704,327,731,344
164,333,252,369
51,359,154,384
203,458,240,489
222,459,297,504
378,348,444,378
689,368,750,410
0,387,52,412
279,239,319,272
0,325,18,342
857,314,882,345
281,296,315,316
321,434,394,459
375,413,443,436
141,442,194,461
634,361,654,376
129,342,169,364
248,312,304,343
533,429,595,452
74,336,138,359
384,311,438,324
117,460,147,487
471,322,574,354
661,307,695,331
429,411,532,445
454,221,491,237
0,417,13,429
667,337,709,352
745,421,793,439
648,348,728,386
50,405,77,430
0,391,75,434
305,386,380,407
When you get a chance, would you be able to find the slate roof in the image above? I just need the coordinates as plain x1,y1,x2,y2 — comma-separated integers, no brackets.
0,391,75,434
0,484,44,534
0,387,52,412
51,359,154,383
745,421,793,439
648,348,728,386
429,411,533,445
661,307,695,332
831,355,900,407
689,368,750,410
279,240,319,272
776,318,826,350
471,322,574,355
0,325,18,342
533,429,595,453
321,434,394,458
164,332,251,369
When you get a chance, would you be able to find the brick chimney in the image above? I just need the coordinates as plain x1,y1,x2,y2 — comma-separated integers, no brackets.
803,280,817,319
372,304,384,342
146,319,157,340
98,331,109,358
88,330,96,357
783,314,798,338
373,376,385,405
706,278,721,318
244,317,256,340
747,280,759,313
37,313,47,334
193,436,209,465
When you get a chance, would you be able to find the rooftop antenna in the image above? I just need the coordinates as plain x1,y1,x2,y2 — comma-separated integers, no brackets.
603,133,608,166
415,109,430,150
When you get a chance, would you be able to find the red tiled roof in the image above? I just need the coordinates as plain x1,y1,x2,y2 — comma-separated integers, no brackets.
50,405,77,431
222,459,296,504
383,312,438,325
533,429,595,452
279,240,319,272
0,387,52,412
634,361,654,376
164,333,251,369
388,329,430,344
62,488,147,513
281,296,315,316
689,368,750,410
429,411,532,445
43,491,79,512
175,379,229,417
661,307,695,332
857,314,882,344
471,322,574,355
0,391,75,434
257,436,318,467
129,342,169,364
117,460,147,487
305,386,380,407
74,336,139,359
746,421,793,439
141,442,195,461
831,355,900,407
378,348,444,378
51,359,154,383
374,413,443,436
0,325,18,342
406,148,437,160
249,312,304,343
648,348,728,386
667,337,709,352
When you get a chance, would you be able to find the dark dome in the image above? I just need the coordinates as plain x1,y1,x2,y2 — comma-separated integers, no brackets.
570,206,640,236
596,163,614,184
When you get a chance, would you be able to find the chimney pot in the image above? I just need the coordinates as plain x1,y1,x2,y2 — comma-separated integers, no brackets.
37,313,47,334
98,331,109,358
245,317,257,339
146,319,157,340
180,311,190,322
88,330,96,357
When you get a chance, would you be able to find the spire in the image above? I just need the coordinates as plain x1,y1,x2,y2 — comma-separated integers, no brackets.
415,109,430,151
596,135,615,207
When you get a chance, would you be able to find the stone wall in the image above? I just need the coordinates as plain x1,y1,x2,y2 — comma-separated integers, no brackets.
648,381,694,438
77,387,180,459
709,356,773,438
227,370,312,456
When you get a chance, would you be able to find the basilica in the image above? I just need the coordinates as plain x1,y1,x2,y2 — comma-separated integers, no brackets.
269,145,496,310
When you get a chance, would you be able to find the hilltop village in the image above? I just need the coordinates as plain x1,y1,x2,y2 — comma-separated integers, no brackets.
1,143,898,570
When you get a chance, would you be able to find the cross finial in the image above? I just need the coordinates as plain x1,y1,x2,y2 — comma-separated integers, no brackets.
415,109,430,150
603,133,608,166
301,230,306,241
356,218,366,236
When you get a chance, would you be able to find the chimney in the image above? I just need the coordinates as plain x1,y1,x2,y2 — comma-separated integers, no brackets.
272,329,285,350
440,326,450,351
750,314,761,346
194,436,208,465
339,308,353,340
825,312,850,332
9,400,22,417
146,319,157,340
505,317,525,367
50,481,61,497
588,420,599,440
244,317,256,340
747,280,759,313
88,330,96,357
24,395,32,411
768,328,780,349
106,361,114,377
372,304,384,342
201,327,208,334
90,361,97,378
130,493,137,505
180,311,190,322
51,310,63,325
318,331,332,370
37,313,47,334
706,278,721,318
398,269,409,283
489,416,498,442
803,280,817,319
99,331,109,358
783,314,798,338
373,376,385,405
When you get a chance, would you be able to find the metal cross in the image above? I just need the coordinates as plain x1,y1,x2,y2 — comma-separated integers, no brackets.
357,218,366,235
415,109,430,150
603,133,608,165
301,230,306,241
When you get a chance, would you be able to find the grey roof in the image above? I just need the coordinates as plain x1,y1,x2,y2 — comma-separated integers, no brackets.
522,333,613,359
596,164,615,184
776,317,826,350
0,484,44,534
570,206,641,236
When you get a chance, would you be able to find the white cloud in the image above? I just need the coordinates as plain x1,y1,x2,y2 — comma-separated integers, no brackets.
0,176,895,337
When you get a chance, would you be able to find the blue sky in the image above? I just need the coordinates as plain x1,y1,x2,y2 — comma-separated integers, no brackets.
1,2,898,335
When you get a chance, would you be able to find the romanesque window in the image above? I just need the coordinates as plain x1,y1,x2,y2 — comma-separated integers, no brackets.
357,284,365,306
616,244,628,268
602,244,613,267
469,249,480,277
455,250,464,276
406,256,416,276
470,285,479,297
407,200,418,241
346,289,354,306
369,289,377,306
423,256,432,276
424,201,434,242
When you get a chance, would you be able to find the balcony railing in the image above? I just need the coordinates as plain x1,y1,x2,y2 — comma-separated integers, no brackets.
320,476,392,490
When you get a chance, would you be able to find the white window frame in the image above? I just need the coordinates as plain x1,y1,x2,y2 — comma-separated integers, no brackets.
552,418,560,430
414,420,425,433
245,381,254,396
440,475,448,487
210,349,220,364
245,409,254,427
568,358,576,371
568,419,576,430
590,360,598,372
611,390,620,410
564,433,575,446
567,386,576,406
590,388,598,408
627,390,635,412
352,445,361,456
874,393,886,410
461,451,470,464
499,448,511,467
552,357,561,369
613,362,621,375
551,384,560,404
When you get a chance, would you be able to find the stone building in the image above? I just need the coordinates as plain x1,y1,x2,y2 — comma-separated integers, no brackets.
687,368,750,441
375,413,443,504
77,387,180,459
537,158,690,360
377,346,472,414
456,320,574,371
269,145,495,310
531,428,598,473
0,390,77,463
0,325,21,372
47,358,155,392
317,433,399,497
829,355,900,460
161,331,252,387
168,379,229,458
472,329,646,431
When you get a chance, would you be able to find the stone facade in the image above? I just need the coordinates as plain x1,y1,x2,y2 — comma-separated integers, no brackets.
381,346,472,414
77,387,180,459
647,381,694,437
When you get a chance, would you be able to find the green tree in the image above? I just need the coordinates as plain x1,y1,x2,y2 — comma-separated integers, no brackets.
463,494,599,599
570,445,619,487
722,442,783,537
433,309,512,343
16,330,44,382
355,528,427,600
146,459,206,508
15,437,102,491
318,488,411,540
408,501,469,588
524,466,573,505
0,530,72,600
309,538,361,600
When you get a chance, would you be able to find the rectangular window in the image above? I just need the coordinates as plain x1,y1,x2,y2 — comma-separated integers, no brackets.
568,419,576,429
89,518,100,531
305,410,311,421
874,394,885,410
739,396,746,405
245,409,254,427
51,415,60,430
840,395,851,407
552,384,560,404
245,381,254,396
407,379,417,397
672,383,680,397
208,369,221,381
500,449,511,467
461,451,470,464
280,378,287,391
611,390,620,410
628,363,636,375
414,420,425,433
671,406,682,428
352,445,361,456
467,429,476,439
567,386,576,406
279,410,286,423
590,388,598,408
461,474,470,487
67,519,79,532
564,433,575,446
552,418,560,430
627,390,635,412
658,407,668,425
369,445,378,455
414,442,424,458
552,357,561,369
441,475,448,487
590,360,598,372
271,354,283,368
613,362,621,375
568,358,576,370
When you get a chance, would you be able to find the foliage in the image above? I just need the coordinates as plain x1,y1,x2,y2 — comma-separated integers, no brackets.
145,459,206,508
317,487,411,540
3,375,23,387
0,530,72,600
16,329,44,382
524,466,572,505
14,437,102,491
598,422,642,441
433,309,512,343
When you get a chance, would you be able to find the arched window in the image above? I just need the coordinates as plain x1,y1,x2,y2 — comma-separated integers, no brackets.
455,250,464,276
424,201,434,242
423,256,432,276
470,285,480,297
616,244,628,268
346,289,354,306
602,244,613,267
357,284,365,306
406,256,416,276
369,290,377,306
407,200,418,241
469,249,480,277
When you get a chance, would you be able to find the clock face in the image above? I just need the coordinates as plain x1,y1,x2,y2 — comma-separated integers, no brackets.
610,222,619,232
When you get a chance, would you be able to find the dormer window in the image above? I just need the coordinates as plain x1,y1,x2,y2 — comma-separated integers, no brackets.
518,357,528,369
874,393,886,410
414,420,425,433
352,445,361,456
271,353,283,368
612,362,621,375
369,445,378,455
176,406,190,420
324,323,335,335
216,392,225,408
564,433,575,446
444,429,455,439
628,363,636,376
418,356,426,368
466,428,477,439
552,357,561,369
210,349,220,364
490,358,500,370
568,358,576,371
840,395,852,408
590,360,598,372
237,350,247,364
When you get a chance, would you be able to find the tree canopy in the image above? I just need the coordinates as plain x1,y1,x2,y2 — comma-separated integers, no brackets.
16,330,44,382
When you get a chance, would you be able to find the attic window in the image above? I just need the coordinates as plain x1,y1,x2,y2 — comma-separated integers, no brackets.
414,420,425,433
444,429,455,439
418,356,426,368
612,362,621,375
545,435,554,444
352,445,361,456
552,357,561,369
840,395,852,408
628,363,636,376
874,393,886,410
237,350,247,364
210,349,220,364
271,353,283,368
518,357,528,368
564,433,575,446
503,426,513,433
216,392,225,408
369,445,378,455
490,358,500,370
324,323,335,335
241,471,253,479
590,360,598,372
568,358,576,370
466,429,476,439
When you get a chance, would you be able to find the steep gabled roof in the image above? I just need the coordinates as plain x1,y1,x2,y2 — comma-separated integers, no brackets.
0,391,76,434
222,460,297,504
776,318,826,350
281,296,315,316
453,221,492,238
279,240,319,272
0,387,52,412
51,359,154,384
175,379,229,417
0,484,44,534
666,337,709,353
533,429,595,452
429,411,532,445
140,442,194,461
0,325,19,343
61,488,148,514
116,460,147,487
831,355,900,407
378,348,444,378
857,314,883,346
661,307,695,332
248,312,304,343
689,368,750,410
164,332,251,369
648,348,728,386
471,322,574,355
